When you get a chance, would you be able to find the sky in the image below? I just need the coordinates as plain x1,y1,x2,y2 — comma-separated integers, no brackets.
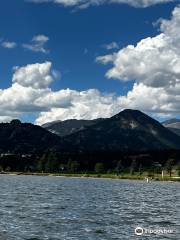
0,0,180,124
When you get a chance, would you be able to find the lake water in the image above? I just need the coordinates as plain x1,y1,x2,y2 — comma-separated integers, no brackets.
0,176,179,240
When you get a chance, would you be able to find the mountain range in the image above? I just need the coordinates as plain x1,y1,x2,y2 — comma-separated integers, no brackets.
0,119,60,153
0,109,180,154
162,119,180,136
42,118,103,136
60,109,180,152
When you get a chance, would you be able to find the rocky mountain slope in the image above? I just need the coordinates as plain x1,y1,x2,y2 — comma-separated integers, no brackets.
61,110,180,152
42,119,103,136
0,119,60,153
162,118,180,136
1,110,180,154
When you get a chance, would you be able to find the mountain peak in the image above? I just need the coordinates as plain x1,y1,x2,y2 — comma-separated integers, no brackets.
61,109,180,152
10,119,22,126
0,110,180,154
112,109,151,124
117,109,144,116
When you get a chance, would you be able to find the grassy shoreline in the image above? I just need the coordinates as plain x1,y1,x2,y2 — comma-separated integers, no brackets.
0,172,180,182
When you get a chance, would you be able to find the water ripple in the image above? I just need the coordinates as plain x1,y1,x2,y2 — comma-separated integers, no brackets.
0,176,179,240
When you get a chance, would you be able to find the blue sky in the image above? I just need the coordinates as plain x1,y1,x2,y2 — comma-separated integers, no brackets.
0,0,180,124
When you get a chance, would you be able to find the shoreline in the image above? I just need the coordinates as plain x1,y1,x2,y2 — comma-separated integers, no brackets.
0,172,180,182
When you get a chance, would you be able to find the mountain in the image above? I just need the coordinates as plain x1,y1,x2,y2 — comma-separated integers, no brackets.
42,118,104,136
61,109,180,152
0,119,60,153
167,128,180,136
0,110,180,154
162,118,180,126
162,119,180,136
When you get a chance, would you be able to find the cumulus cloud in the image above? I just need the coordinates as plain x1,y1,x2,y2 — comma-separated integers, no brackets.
118,83,180,115
0,60,180,125
27,0,177,9
36,82,180,124
97,6,180,118
0,62,71,121
0,62,120,123
12,62,53,89
0,62,123,124
97,6,180,90
1,7,180,124
22,34,49,53
1,41,17,49
35,89,121,124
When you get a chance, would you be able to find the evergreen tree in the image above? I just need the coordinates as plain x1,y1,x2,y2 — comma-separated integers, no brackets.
130,159,136,175
37,152,59,173
37,153,47,172
138,164,143,176
165,158,174,177
115,160,123,175
45,152,59,173
95,163,105,174
67,160,80,173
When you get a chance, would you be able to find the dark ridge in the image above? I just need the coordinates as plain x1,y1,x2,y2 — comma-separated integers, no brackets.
61,109,180,153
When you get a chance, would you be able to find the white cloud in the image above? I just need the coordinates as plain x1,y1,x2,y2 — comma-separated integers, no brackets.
35,81,180,124
103,42,119,50
32,35,49,43
118,83,180,115
35,89,120,124
12,62,53,89
27,0,177,9
97,6,180,90
0,60,180,125
52,69,61,80
0,116,15,122
0,62,70,121
23,34,49,53
96,54,115,64
1,41,17,49
0,62,122,124
1,7,180,124
97,6,180,119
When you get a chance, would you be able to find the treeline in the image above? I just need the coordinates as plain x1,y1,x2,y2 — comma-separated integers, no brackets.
0,150,180,176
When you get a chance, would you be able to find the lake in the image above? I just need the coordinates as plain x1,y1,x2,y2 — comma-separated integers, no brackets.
0,176,179,240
